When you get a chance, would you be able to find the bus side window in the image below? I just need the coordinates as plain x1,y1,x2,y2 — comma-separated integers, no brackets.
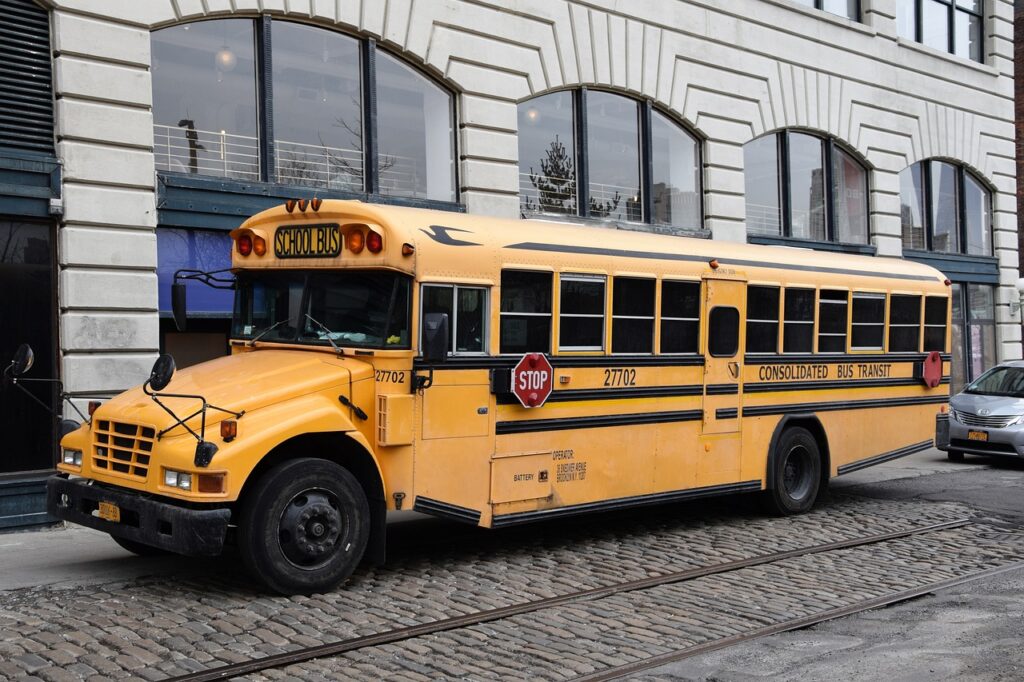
889,294,922,352
612,278,655,353
660,281,700,354
783,288,814,353
817,290,849,353
851,293,884,349
421,284,487,355
500,270,552,354
746,285,779,354
559,274,606,351
709,307,740,357
923,296,947,351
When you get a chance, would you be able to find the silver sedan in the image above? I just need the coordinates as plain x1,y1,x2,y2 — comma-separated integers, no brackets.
936,361,1024,461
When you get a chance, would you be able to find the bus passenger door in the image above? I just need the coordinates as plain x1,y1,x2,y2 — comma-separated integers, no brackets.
700,274,745,485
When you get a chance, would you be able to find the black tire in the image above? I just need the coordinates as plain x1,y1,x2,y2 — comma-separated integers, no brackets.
947,450,965,463
762,427,822,515
111,535,169,556
239,458,370,595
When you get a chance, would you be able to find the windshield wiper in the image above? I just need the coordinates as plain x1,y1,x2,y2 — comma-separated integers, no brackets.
304,314,343,355
246,318,291,347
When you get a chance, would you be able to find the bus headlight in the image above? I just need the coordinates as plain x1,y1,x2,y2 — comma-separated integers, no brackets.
62,449,83,467
163,469,192,491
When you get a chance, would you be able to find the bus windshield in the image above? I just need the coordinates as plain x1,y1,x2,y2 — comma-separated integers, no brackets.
231,270,411,349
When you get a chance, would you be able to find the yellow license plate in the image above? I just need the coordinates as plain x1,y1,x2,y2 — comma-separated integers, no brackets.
968,430,988,442
98,501,121,523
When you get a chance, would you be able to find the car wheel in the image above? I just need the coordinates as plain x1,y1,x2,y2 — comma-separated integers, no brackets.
111,535,170,556
239,458,370,595
762,427,822,516
947,450,965,463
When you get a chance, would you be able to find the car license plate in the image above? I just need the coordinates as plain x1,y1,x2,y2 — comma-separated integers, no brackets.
968,430,989,442
97,501,121,523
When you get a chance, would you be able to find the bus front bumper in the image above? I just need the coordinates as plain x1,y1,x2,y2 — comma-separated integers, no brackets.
46,475,231,557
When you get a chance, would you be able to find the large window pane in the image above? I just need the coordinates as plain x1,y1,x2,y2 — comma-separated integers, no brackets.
888,294,922,352
787,133,827,241
375,50,455,202
500,270,552,354
954,10,982,61
964,172,991,255
586,92,641,222
951,284,966,393
661,281,700,354
650,110,700,228
930,161,960,252
519,92,576,216
783,288,815,353
967,284,996,378
272,23,362,191
899,165,926,250
152,20,259,180
744,135,781,235
922,0,951,52
833,147,868,243
897,0,917,39
746,285,780,354
559,275,606,350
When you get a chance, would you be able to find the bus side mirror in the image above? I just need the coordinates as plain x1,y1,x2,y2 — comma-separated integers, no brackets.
171,283,188,332
422,313,449,363
148,354,176,392
9,344,34,377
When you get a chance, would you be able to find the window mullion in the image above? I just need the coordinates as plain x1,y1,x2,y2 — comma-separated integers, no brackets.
256,16,275,183
780,133,790,238
957,166,968,253
915,0,923,42
824,140,836,242
362,39,379,195
576,87,590,218
922,160,932,250
640,101,654,224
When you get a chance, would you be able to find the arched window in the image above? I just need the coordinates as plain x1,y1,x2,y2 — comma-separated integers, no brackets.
517,90,702,231
744,131,869,245
899,160,991,256
152,18,457,204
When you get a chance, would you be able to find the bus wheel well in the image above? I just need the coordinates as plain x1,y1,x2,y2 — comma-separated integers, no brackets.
240,432,387,566
766,415,831,492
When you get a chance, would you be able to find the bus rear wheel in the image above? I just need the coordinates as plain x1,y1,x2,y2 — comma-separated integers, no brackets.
762,427,822,515
239,458,370,595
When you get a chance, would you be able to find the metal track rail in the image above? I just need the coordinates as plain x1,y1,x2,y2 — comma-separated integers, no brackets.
575,557,1024,682
168,518,970,682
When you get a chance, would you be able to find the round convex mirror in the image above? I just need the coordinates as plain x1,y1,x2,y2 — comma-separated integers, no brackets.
148,354,176,391
10,344,34,377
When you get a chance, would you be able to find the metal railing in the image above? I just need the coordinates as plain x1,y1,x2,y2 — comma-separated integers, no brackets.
154,124,260,180
275,138,363,191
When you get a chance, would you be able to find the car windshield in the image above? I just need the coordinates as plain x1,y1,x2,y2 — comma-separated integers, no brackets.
964,366,1024,398
232,270,411,349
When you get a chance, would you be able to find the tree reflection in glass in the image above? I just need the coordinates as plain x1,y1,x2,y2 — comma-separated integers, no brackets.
519,92,576,216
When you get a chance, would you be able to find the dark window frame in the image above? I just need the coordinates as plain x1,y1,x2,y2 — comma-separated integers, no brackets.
796,0,860,21
420,283,489,356
887,294,923,353
558,273,607,352
851,292,886,350
519,87,703,230
659,279,701,355
498,269,554,355
611,277,656,355
902,0,984,63
901,160,992,257
816,289,849,354
782,287,816,354
708,307,740,357
745,284,781,355
152,15,460,214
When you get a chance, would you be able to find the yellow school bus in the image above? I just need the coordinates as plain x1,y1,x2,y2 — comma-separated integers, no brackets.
41,199,950,594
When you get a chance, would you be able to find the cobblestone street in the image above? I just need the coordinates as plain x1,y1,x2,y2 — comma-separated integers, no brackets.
1,451,1023,681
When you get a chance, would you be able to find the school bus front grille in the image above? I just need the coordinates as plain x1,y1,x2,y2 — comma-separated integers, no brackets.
92,420,155,481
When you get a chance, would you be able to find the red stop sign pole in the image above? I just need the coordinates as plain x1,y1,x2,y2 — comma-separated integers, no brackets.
511,353,553,408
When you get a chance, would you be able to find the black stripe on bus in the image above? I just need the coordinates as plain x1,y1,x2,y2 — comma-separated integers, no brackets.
502,242,940,282
743,395,948,417
495,384,704,405
716,408,739,419
836,440,933,475
745,353,952,364
705,383,739,395
495,409,704,435
412,496,482,525
745,377,950,393
413,355,706,371
491,480,763,527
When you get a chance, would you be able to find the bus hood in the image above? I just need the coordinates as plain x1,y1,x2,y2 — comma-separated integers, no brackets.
92,350,372,434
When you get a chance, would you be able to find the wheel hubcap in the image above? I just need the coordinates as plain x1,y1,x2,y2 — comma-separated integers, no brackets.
782,445,813,501
279,489,343,569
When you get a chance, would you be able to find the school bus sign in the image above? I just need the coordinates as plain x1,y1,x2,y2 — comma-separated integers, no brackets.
512,353,553,408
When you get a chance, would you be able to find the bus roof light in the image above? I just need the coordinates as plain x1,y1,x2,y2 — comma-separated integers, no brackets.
285,199,297,213
298,199,309,212
311,197,322,212
253,236,267,257
237,234,253,256
367,231,383,253
709,259,720,269
220,419,237,442
402,243,415,256
347,230,365,254
944,278,952,286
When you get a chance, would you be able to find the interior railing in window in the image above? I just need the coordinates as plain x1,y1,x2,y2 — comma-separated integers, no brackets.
745,202,782,235
154,124,260,181
519,171,577,215
274,139,364,191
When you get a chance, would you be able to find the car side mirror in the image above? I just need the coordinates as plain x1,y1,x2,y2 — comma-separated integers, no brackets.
422,313,449,363
9,344,34,377
148,354,176,392
171,283,188,332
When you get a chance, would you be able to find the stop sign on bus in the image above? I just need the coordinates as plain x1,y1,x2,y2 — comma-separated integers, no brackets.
511,353,553,408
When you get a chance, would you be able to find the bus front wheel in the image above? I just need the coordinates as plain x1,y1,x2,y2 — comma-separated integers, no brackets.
763,427,821,515
239,458,370,595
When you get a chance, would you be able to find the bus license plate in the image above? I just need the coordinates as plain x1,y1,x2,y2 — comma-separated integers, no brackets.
98,501,121,523
968,430,988,442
